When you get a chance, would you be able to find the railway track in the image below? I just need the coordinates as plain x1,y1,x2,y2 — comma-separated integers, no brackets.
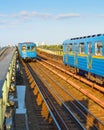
22,60,58,130
38,51,104,93
37,58,104,115
38,58,104,107
0,47,6,55
23,61,86,129
22,59,104,130
0,47,13,61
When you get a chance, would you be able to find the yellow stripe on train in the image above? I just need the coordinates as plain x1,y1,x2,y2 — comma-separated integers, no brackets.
92,56,104,59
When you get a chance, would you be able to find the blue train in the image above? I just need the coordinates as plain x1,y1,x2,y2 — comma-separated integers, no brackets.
63,34,104,84
18,42,37,61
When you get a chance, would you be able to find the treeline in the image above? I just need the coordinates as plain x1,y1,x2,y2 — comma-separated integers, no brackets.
38,44,63,51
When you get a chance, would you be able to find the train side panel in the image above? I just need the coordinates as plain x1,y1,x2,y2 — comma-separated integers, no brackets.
77,55,88,71
91,57,104,76
63,34,104,84
68,54,75,67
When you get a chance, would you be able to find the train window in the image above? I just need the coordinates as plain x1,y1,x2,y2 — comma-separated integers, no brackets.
67,43,72,52
80,43,84,54
95,42,102,56
22,46,26,51
88,42,92,54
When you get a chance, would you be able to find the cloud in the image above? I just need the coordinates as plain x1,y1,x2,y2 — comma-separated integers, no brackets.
0,11,81,28
99,14,104,17
56,13,80,20
13,11,52,20
0,14,7,17
0,19,22,29
0,11,80,20
0,20,8,24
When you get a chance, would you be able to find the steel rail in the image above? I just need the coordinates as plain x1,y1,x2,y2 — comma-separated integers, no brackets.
29,63,86,130
38,59,104,109
26,63,62,130
34,61,104,129
38,56,104,93
34,64,86,129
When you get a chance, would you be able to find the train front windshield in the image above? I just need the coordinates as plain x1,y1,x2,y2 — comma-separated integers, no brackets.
22,44,36,52
31,46,36,51
26,45,36,51
22,46,26,51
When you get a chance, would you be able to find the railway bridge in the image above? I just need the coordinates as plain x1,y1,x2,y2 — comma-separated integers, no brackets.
0,47,104,130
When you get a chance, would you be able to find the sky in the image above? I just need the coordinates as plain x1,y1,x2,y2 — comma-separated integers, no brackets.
0,0,104,46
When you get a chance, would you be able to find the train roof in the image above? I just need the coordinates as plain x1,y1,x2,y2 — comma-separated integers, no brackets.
63,34,104,44
18,42,35,44
18,42,36,45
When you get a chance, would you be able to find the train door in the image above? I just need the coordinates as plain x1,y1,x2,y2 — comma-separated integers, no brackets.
87,42,92,69
27,46,30,51
63,43,68,64
74,43,78,66
65,44,69,63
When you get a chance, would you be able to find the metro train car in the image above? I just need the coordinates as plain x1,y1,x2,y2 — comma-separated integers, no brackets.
18,42,37,61
63,34,104,84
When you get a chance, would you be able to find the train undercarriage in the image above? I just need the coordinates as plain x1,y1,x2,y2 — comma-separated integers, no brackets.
67,65,104,85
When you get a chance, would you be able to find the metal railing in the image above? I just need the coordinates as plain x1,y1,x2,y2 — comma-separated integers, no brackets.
0,47,17,129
